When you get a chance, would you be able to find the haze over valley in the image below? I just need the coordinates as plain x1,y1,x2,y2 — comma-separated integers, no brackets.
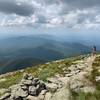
0,34,92,74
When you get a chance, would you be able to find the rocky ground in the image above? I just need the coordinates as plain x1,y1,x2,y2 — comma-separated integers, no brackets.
0,55,100,100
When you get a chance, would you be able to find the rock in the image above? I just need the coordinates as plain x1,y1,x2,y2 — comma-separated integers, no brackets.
38,95,44,100
7,74,47,99
46,83,58,93
34,78,39,83
28,81,46,96
95,76,100,82
38,94,45,100
47,78,59,84
44,92,52,100
38,90,47,100
0,78,6,82
20,84,28,90
14,87,28,97
71,70,81,75
23,73,29,79
9,84,19,92
26,95,38,100
0,93,11,100
64,71,70,75
21,79,32,85
68,65,77,71
9,96,23,100
58,77,70,86
27,74,33,80
37,81,46,91
58,64,66,68
10,85,28,99
27,90,47,100
81,86,96,93
65,73,73,77
51,87,71,100
29,86,37,96
77,64,86,69
39,90,47,95
70,79,84,92
32,80,37,86
0,89,9,96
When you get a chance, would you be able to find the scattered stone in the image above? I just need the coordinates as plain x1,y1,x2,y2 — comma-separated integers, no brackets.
20,84,28,90
58,77,70,86
58,64,66,68
95,76,100,82
47,78,59,84
26,95,38,100
0,78,6,82
46,83,58,93
0,93,10,100
44,92,52,100
21,79,32,85
81,86,96,93
65,73,73,77
0,89,8,96
70,79,84,92
11,85,28,98
50,87,71,100
28,74,33,80
38,90,47,100
40,90,47,95
23,73,29,79
68,65,77,71
71,70,81,75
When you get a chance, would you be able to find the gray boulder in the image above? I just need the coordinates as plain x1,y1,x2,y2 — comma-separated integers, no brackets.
46,83,58,93
29,86,37,96
21,79,32,86
10,85,28,99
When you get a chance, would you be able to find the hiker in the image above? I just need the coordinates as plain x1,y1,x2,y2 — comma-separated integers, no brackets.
92,45,96,56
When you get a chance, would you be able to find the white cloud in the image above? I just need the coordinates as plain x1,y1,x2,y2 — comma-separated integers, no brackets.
0,0,100,30
0,14,38,27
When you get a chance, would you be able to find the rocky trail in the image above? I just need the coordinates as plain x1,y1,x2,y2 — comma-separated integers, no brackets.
0,55,97,100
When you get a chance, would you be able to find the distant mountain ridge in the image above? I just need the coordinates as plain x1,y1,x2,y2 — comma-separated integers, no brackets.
0,35,91,74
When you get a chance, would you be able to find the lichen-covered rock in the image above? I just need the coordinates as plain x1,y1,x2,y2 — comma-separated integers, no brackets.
46,83,58,93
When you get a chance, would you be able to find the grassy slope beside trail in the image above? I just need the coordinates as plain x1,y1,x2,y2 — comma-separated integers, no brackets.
1,54,100,100
0,55,84,96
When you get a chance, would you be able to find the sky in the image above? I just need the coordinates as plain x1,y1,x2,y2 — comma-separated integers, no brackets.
0,0,100,39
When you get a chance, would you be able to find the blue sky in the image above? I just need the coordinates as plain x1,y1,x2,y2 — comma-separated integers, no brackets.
0,0,100,41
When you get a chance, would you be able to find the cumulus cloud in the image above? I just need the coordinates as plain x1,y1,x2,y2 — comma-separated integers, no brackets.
0,0,34,16
0,0,100,29
63,0,100,9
